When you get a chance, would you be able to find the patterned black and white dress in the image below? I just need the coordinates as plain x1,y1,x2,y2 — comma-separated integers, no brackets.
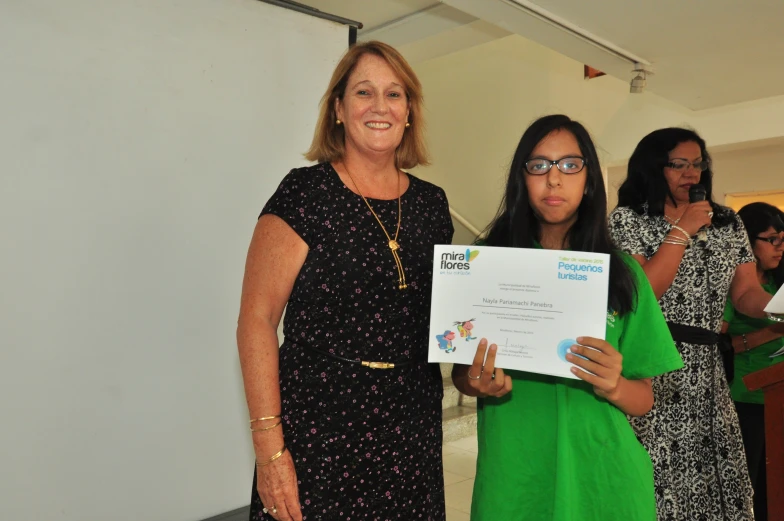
609,205,755,521
250,163,454,520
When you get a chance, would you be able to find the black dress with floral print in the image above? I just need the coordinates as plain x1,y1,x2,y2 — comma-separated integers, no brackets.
250,163,454,520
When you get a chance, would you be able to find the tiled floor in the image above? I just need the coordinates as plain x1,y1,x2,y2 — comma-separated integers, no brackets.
443,434,478,521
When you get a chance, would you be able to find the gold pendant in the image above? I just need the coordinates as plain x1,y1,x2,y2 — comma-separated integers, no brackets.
389,240,400,251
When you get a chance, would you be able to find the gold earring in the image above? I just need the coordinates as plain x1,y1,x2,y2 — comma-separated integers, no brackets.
336,119,342,125
405,121,410,128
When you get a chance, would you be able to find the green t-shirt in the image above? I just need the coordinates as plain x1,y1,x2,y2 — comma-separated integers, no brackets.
472,252,683,521
723,279,784,404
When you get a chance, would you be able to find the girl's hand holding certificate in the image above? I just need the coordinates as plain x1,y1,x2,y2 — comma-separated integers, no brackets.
451,339,513,398
566,336,654,416
566,336,623,401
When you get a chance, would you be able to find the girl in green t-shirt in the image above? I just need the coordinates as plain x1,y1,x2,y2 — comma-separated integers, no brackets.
722,201,784,521
451,115,683,521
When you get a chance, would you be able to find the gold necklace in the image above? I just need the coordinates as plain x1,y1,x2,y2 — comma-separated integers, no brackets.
664,207,683,224
343,164,407,290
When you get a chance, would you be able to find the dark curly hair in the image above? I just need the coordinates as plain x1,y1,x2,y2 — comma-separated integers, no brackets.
617,127,734,228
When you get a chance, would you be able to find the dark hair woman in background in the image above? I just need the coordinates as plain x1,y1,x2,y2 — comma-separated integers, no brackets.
723,202,784,521
609,127,775,520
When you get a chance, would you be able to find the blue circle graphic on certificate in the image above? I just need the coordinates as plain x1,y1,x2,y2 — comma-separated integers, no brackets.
557,339,576,362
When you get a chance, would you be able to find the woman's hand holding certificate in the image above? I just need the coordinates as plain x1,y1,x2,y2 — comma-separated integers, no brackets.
452,339,513,398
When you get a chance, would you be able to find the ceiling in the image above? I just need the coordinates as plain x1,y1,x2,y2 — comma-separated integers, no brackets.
292,0,436,31
292,0,784,111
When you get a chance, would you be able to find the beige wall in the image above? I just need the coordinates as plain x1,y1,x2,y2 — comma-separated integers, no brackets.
607,141,784,211
452,219,480,245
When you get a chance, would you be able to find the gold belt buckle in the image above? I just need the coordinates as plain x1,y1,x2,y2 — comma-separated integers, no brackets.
361,360,395,369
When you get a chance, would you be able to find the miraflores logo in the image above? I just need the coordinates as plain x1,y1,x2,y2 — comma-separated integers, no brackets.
440,248,480,271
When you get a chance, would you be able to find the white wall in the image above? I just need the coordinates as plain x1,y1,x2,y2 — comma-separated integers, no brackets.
410,34,784,233
0,2,346,520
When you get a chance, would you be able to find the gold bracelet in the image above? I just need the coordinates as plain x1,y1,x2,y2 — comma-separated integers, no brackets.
256,446,286,467
249,415,280,424
251,420,282,432
664,232,689,242
670,224,692,241
662,236,689,246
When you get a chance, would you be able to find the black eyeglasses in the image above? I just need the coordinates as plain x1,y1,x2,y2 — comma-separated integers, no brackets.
525,156,585,175
666,159,710,172
755,234,784,247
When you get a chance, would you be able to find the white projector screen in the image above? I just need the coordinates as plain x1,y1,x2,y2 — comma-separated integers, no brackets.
0,1,347,520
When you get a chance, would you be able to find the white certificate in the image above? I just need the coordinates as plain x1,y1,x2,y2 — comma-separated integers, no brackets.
764,285,784,357
764,284,784,314
428,245,610,379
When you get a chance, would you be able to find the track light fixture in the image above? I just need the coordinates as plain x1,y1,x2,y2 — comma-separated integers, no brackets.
630,63,654,94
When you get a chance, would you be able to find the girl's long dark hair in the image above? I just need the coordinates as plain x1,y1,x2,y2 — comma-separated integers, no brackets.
737,202,784,288
617,127,734,227
483,115,636,314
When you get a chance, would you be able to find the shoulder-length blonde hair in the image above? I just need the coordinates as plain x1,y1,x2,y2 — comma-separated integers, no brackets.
304,41,429,169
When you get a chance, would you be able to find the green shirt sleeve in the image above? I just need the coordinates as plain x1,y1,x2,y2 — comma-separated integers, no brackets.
616,253,684,380
723,299,735,323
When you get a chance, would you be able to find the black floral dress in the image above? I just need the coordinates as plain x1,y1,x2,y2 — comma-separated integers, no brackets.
609,205,755,521
250,163,454,520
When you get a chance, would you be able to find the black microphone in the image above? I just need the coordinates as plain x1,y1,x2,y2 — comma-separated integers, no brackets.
689,184,706,203
689,184,708,242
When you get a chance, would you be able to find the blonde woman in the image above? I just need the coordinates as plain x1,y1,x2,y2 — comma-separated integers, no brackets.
237,41,453,521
